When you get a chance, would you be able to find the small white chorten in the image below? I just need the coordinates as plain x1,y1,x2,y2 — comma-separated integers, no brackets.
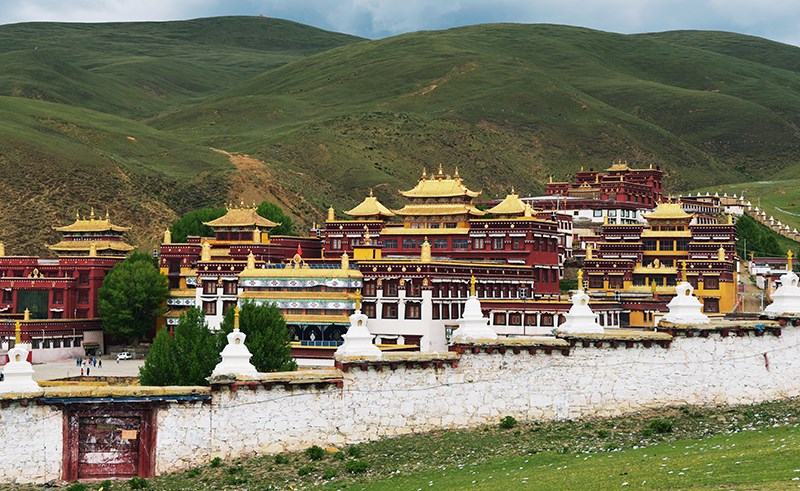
764,251,800,317
662,263,709,324
335,290,382,358
0,322,40,393
556,270,604,334
211,307,258,378
450,276,498,343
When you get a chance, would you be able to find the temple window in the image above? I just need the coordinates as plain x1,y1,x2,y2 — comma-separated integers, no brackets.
362,281,376,297
406,282,421,297
643,240,657,251
382,239,397,249
541,314,554,326
492,238,504,250
593,210,603,217
434,239,448,249
509,313,522,325
432,303,440,320
493,312,506,325
405,302,421,319
384,282,398,297
222,281,238,296
362,302,376,318
203,281,216,294
78,271,90,285
704,277,719,289
452,239,469,249
473,237,485,250
703,298,720,313
445,222,457,228
402,239,418,249
589,276,604,288
382,303,398,319
222,300,237,315
2,290,11,303
203,301,217,315
609,277,623,289
524,314,537,326
512,238,524,250
77,290,89,305
331,239,342,250
52,290,64,305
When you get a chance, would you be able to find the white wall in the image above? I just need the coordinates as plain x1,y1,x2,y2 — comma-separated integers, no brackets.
0,403,62,483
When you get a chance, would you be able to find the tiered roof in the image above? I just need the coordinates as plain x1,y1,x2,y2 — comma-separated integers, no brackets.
394,166,485,217
345,190,395,218
48,209,134,257
54,210,130,233
643,202,692,221
203,206,279,229
487,190,529,216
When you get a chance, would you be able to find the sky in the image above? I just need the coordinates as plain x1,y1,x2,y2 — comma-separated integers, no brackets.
1,0,799,46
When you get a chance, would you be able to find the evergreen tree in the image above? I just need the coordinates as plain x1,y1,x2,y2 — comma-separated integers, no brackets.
257,200,295,236
139,308,219,386
99,253,169,343
169,207,226,242
735,215,786,258
219,302,296,372
138,327,177,386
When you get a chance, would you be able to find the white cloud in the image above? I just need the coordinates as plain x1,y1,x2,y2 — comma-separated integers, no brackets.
0,0,217,24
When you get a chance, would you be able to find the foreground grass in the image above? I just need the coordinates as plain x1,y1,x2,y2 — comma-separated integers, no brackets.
18,398,800,491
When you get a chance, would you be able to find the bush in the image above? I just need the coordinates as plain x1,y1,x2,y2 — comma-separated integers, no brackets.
346,445,363,458
345,460,371,474
305,444,326,461
322,468,338,479
185,467,201,477
128,477,149,489
648,418,674,434
597,429,610,438
66,483,89,491
97,480,113,490
274,454,289,464
333,451,346,461
210,457,222,467
298,465,316,476
499,416,518,429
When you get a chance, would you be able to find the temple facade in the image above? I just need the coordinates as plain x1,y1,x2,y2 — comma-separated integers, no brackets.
0,210,133,362
582,202,738,326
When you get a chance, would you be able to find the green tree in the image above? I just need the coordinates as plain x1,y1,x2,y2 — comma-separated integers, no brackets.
169,207,226,242
139,308,219,386
257,200,294,236
98,253,169,343
736,215,786,258
219,302,296,372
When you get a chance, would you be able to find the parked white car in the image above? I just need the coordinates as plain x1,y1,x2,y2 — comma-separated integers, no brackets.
116,352,133,361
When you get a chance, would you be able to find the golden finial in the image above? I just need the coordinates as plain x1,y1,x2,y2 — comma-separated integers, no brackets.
247,251,255,270
76,210,80,220
354,289,362,311
0,242,5,257
681,261,688,282
437,163,443,179
718,245,725,262
585,243,593,260
14,320,21,345
420,237,432,263
23,308,30,321
341,251,349,270
89,242,97,257
454,166,459,179
789,250,794,271
163,229,172,244
577,269,584,291
470,275,476,297
510,186,516,195
363,224,372,245
595,173,599,183
327,206,335,222
234,305,240,330
105,209,110,220
368,188,374,197
549,175,553,184
90,207,95,220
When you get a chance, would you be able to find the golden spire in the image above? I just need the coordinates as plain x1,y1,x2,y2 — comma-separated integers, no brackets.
363,224,371,245
341,251,349,270
105,209,110,220
14,320,21,345
354,289,362,311
23,308,30,321
163,229,172,244
90,207,95,220
549,175,553,184
718,245,726,262
595,174,599,183
585,243,593,260
421,166,427,179
89,242,97,257
327,206,335,222
234,305,240,330
681,261,688,282
247,251,255,270
470,275,476,297
201,241,211,261
577,269,584,291
368,188,374,197
454,166,460,179
789,249,794,271
253,227,261,244
76,210,80,220
420,237,432,263
437,163,443,179
0,242,4,257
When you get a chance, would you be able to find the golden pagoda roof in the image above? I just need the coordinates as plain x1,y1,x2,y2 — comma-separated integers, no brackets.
606,161,631,172
345,192,396,218
643,202,692,220
393,203,486,216
47,240,135,253
54,211,130,233
203,206,278,228
400,166,480,198
487,192,526,215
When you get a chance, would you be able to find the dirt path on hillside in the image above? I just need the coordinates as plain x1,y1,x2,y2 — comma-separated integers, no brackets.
210,148,318,232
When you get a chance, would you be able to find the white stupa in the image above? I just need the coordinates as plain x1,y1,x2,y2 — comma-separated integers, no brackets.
556,270,604,334
450,276,498,343
764,252,800,317
0,322,40,393
662,263,709,324
211,307,258,378
334,290,382,359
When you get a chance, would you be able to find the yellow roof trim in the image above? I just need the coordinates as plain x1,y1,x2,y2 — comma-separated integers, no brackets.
400,174,481,199
393,203,486,216
203,207,278,228
54,217,130,233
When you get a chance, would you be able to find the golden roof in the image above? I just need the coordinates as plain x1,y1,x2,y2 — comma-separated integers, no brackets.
643,202,692,220
393,203,486,216
203,207,278,228
54,212,130,233
486,192,526,215
400,167,480,198
379,227,470,236
345,192,396,217
238,265,362,279
606,161,631,172
47,240,135,252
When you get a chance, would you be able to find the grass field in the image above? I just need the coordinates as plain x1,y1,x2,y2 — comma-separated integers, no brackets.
16,398,800,491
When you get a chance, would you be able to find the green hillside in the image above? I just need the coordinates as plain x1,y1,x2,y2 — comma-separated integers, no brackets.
3,18,800,251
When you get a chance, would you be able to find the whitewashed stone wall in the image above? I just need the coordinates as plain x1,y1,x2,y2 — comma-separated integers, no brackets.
3,328,800,482
0,402,62,483
155,328,800,473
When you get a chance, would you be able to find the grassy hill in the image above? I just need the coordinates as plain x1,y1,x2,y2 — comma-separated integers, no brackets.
3,18,800,251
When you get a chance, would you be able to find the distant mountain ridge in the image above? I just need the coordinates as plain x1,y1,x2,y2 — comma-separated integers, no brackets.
1,17,799,253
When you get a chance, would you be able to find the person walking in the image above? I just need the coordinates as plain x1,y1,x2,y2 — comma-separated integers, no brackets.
86,367,90,376
80,367,84,376
98,359,102,368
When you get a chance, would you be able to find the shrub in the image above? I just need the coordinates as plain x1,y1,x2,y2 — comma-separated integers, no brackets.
345,460,371,474
322,468,338,479
97,480,113,490
597,429,610,438
66,483,89,491
334,451,346,461
298,465,316,476
210,457,222,467
128,477,149,490
499,416,518,429
185,468,201,477
346,445,363,458
648,419,674,434
274,454,289,464
305,444,326,461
